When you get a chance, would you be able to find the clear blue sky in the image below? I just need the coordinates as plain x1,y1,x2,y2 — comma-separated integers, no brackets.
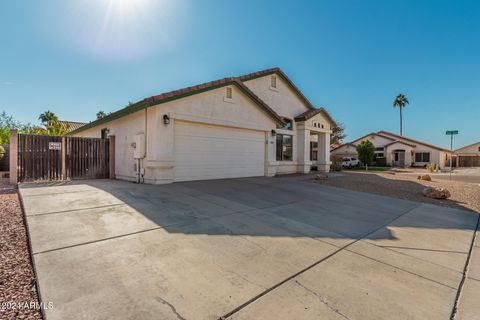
1,0,479,148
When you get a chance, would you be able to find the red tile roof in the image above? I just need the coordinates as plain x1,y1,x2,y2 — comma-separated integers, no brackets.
58,120,86,132
69,68,331,135
377,131,451,152
294,107,337,126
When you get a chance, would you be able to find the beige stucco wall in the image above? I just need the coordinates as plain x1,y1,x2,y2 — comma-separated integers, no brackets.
455,142,480,155
74,85,279,183
243,76,309,120
73,74,330,182
384,142,414,167
243,75,333,174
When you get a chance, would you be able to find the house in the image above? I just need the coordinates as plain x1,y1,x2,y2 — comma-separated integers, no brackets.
454,141,480,167
69,68,335,184
331,130,453,168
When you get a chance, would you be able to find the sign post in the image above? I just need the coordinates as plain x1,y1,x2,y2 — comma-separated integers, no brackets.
445,130,458,180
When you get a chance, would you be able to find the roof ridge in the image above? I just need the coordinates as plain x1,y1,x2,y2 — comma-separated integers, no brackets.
377,130,450,152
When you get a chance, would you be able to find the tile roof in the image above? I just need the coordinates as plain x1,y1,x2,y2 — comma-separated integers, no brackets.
58,120,86,132
68,67,330,135
383,140,416,148
294,107,337,126
377,131,451,152
331,132,396,152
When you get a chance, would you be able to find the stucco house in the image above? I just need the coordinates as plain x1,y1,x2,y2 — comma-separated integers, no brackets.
331,130,453,168
454,141,480,167
69,68,335,184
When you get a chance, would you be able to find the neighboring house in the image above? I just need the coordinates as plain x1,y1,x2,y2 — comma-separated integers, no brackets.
331,130,453,168
454,141,480,167
69,68,335,184
58,120,86,133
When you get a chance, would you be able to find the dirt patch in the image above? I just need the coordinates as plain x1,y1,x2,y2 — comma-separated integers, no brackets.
0,184,43,320
314,171,480,212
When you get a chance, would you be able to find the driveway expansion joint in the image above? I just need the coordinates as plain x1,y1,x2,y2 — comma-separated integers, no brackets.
219,205,420,319
26,203,126,217
450,213,480,320
344,245,458,290
294,279,351,320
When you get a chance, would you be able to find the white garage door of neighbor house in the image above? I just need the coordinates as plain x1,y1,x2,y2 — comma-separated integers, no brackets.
174,121,266,181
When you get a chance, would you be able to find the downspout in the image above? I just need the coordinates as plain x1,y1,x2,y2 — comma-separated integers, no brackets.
141,108,148,183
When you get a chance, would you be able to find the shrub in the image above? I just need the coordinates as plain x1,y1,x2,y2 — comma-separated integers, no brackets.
426,163,436,173
330,155,343,171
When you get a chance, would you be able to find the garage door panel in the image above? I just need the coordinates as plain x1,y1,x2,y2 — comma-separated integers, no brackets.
458,156,480,167
174,122,265,181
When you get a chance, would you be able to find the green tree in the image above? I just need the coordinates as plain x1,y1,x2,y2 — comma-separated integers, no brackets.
356,140,375,170
38,110,58,126
393,94,409,136
0,111,22,144
330,123,346,145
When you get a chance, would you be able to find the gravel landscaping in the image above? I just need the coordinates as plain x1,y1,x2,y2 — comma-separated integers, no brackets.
0,184,42,320
315,170,480,212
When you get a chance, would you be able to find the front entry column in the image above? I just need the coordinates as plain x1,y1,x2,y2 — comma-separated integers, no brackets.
317,132,331,172
296,128,311,173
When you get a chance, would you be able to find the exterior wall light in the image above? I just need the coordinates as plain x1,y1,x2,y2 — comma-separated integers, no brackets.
163,114,170,125
271,130,276,137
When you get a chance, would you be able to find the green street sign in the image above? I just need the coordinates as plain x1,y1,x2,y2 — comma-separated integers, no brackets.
446,130,459,135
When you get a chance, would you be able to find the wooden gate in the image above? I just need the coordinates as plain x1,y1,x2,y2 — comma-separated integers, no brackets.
66,137,109,179
17,134,109,182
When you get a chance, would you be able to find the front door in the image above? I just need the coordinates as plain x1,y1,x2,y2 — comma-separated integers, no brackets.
394,151,405,167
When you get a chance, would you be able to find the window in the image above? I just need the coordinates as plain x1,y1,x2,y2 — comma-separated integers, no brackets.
375,153,384,158
276,134,293,161
281,118,293,130
415,152,430,162
375,147,384,151
271,75,277,88
226,87,233,99
478,146,480,152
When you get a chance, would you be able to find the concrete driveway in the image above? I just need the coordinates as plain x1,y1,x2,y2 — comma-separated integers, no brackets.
19,176,479,320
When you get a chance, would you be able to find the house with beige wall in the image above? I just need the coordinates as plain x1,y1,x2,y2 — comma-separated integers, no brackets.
454,141,480,167
331,130,453,169
69,68,335,184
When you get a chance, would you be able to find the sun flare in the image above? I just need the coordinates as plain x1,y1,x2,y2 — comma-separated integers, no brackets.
51,0,186,61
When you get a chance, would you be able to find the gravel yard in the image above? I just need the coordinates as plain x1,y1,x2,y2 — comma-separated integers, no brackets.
315,170,480,212
0,184,42,320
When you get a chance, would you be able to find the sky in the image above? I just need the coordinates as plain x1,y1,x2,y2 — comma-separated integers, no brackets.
0,0,479,149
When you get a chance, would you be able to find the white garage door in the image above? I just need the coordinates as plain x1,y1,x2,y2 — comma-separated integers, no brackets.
174,121,266,181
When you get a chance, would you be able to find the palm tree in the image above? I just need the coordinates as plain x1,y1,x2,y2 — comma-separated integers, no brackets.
393,94,409,136
38,110,57,125
96,111,107,119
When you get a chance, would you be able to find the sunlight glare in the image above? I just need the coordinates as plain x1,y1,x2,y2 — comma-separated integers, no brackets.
50,0,187,61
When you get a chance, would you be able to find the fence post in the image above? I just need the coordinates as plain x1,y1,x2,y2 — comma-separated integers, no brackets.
9,130,18,184
61,137,66,180
109,135,115,179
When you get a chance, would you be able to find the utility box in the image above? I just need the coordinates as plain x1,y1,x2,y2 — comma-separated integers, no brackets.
133,133,145,159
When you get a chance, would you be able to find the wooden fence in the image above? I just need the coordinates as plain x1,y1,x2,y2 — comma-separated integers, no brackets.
17,134,110,182
66,137,109,179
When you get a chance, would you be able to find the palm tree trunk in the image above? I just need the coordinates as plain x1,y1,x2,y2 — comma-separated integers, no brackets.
400,106,403,136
